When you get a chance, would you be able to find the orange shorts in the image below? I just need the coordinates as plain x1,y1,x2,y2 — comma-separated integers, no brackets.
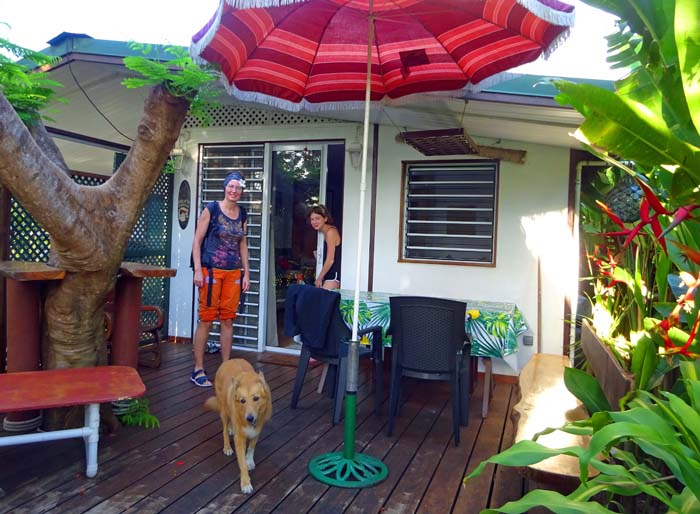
198,268,242,322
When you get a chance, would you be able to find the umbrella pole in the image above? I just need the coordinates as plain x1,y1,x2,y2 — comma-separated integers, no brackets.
308,0,388,488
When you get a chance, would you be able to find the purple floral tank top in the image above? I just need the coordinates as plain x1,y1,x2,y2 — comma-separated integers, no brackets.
200,202,247,270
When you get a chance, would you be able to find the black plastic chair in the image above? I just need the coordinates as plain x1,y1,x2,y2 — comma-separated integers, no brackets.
387,296,472,445
288,286,383,425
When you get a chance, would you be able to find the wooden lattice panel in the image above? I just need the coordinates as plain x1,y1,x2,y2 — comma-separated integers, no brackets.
10,173,107,262
10,172,173,340
183,104,341,129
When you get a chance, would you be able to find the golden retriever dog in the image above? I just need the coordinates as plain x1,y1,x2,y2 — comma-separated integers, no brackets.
204,359,272,494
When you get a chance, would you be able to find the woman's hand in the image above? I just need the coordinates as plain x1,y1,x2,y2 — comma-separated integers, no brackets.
194,269,204,288
315,277,323,288
242,271,251,292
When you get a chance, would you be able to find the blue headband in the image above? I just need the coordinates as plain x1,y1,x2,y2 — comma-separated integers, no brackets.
223,172,245,189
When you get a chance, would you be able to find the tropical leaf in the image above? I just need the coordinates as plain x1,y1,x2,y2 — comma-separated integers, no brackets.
630,333,659,389
480,489,615,514
675,0,700,136
554,82,700,195
563,367,611,414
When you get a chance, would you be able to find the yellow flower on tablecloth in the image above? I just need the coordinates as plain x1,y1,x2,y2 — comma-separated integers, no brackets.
467,309,480,319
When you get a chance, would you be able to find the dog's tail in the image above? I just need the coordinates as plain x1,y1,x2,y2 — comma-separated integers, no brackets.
203,396,219,412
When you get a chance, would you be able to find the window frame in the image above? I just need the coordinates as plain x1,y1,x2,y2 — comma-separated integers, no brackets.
398,159,499,267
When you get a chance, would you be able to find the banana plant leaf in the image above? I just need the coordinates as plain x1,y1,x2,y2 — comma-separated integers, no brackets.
675,0,700,136
554,81,700,202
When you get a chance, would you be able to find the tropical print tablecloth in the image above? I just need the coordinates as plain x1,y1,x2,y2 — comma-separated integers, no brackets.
338,290,527,359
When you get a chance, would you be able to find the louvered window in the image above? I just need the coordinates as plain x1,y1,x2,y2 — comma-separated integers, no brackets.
400,160,498,266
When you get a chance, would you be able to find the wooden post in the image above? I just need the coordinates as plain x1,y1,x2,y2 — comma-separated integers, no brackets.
0,187,8,373
0,261,65,430
111,262,176,368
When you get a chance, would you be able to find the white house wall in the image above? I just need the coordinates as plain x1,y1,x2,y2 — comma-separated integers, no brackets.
167,122,575,377
372,126,574,376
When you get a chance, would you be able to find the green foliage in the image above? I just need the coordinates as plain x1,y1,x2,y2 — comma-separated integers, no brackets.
122,43,219,125
472,1,700,511
0,32,64,124
117,397,160,429
564,367,611,413
466,363,700,513
555,0,700,207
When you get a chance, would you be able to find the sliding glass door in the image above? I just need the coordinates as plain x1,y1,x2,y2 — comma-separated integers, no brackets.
264,144,326,352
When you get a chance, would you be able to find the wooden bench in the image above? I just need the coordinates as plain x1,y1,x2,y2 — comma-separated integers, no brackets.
511,353,594,493
0,366,145,477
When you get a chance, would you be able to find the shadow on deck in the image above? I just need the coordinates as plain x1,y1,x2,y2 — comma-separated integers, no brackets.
0,343,524,513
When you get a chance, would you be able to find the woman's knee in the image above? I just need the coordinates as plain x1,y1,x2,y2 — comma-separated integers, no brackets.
197,320,213,331
220,318,234,329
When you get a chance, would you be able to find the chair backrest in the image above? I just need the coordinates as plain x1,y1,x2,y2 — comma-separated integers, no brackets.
389,296,467,374
288,284,350,357
319,300,352,357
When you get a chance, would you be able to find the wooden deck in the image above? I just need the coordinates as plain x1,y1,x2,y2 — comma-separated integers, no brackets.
0,343,525,514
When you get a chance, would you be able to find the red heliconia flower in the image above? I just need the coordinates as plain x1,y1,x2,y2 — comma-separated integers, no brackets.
636,178,671,217
597,187,671,252
658,271,700,357
659,204,700,238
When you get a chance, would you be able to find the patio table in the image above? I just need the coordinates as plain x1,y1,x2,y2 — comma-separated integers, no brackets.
337,289,528,418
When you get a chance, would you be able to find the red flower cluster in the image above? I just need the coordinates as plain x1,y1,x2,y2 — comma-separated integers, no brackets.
656,272,700,358
595,175,700,357
598,176,700,254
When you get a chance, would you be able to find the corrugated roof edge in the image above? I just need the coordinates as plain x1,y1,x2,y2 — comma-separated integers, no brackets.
27,33,615,100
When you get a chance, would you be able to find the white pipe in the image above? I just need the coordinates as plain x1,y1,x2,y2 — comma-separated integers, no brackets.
351,0,375,343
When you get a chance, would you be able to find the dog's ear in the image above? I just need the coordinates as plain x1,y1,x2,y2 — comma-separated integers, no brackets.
258,371,271,398
228,376,239,397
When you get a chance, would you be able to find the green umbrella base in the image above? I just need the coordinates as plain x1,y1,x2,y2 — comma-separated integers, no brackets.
309,451,388,488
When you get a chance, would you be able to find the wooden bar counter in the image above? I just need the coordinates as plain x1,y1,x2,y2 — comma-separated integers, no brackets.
111,262,176,368
0,261,66,430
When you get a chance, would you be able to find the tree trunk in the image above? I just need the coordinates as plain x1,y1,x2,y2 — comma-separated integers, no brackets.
0,85,189,377
42,270,116,369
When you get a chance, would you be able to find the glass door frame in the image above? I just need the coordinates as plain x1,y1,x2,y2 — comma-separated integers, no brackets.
258,142,329,354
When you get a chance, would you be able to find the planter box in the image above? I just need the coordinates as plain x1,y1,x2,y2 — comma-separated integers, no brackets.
580,320,634,410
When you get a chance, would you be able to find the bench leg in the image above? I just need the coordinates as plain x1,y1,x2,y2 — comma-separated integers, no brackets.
83,403,100,478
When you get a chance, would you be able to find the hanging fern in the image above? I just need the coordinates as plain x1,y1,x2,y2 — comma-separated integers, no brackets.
123,43,219,125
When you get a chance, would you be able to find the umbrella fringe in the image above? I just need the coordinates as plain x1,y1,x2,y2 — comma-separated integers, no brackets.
224,0,304,7
189,1,225,59
219,80,389,113
542,28,571,59
516,0,575,27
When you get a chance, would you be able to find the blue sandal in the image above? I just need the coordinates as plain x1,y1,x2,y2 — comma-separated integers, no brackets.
191,369,212,387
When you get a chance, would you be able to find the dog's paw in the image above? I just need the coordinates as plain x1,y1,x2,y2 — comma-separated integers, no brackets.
223,447,234,457
241,480,254,494
228,427,234,437
246,457,256,470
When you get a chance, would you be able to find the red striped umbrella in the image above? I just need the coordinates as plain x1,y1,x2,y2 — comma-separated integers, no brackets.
191,0,575,111
190,0,575,488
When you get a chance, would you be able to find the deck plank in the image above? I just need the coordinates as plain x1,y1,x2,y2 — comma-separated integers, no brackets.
0,343,521,514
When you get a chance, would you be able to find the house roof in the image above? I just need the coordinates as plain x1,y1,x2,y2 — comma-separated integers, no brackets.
34,32,613,101
29,33,612,172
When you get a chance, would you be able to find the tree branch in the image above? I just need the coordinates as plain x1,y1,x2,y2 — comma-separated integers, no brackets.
105,85,189,236
27,121,71,175
0,91,79,238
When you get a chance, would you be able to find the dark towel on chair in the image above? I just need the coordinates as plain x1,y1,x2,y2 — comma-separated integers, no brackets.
284,284,340,349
